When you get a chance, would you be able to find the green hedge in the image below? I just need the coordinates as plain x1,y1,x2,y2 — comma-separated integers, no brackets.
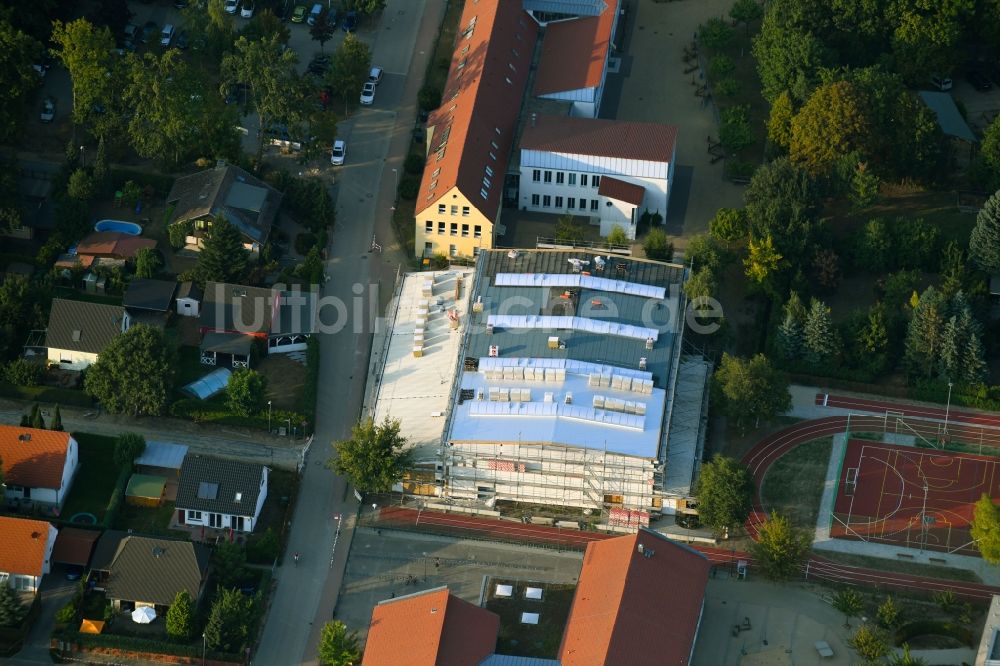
0,382,95,407
55,630,243,662
893,620,974,647
170,398,310,435
108,169,176,198
102,466,131,529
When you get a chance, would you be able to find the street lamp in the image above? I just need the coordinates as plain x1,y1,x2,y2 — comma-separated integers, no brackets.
202,632,206,665
944,381,954,435
79,145,86,167
267,400,272,434
390,167,399,210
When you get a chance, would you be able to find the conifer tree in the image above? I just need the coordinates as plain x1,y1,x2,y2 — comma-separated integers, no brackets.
776,291,806,360
803,298,838,365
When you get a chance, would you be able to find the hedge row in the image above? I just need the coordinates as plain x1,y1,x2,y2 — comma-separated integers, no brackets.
55,630,243,662
102,466,131,529
0,382,95,407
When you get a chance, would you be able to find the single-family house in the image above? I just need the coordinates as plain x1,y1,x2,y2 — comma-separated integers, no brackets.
0,426,79,507
0,517,58,593
45,299,130,370
123,278,177,327
165,163,283,255
176,281,203,317
91,533,210,612
175,455,268,533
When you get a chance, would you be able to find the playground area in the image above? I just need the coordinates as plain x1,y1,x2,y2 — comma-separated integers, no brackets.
831,439,1000,555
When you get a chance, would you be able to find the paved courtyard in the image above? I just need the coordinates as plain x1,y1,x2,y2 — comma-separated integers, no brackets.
335,528,584,643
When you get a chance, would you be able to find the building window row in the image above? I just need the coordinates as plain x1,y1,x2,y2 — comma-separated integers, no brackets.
437,203,471,216
532,195,600,212
531,169,600,188
425,220,481,237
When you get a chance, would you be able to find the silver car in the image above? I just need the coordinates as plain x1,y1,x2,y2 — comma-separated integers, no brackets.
360,81,375,105
331,139,346,165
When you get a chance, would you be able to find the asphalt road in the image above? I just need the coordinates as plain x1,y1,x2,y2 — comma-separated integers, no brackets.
253,1,440,663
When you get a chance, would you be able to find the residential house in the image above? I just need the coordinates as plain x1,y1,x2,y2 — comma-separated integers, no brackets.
0,517,57,593
412,0,538,259
559,530,710,666
175,455,268,533
45,299,130,370
165,163,283,255
198,281,316,368
0,426,79,507
91,532,210,612
123,278,177,327
361,587,500,666
518,115,677,239
176,281,203,317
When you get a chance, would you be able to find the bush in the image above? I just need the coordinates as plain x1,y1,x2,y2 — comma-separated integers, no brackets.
53,630,244,661
893,620,974,647
398,176,420,200
4,359,42,387
643,228,674,262
720,105,753,153
698,17,733,50
404,153,425,175
103,466,132,529
54,602,76,625
246,527,281,564
708,54,734,79
715,77,741,97
295,232,318,255
418,84,442,111
168,221,194,250
430,254,449,269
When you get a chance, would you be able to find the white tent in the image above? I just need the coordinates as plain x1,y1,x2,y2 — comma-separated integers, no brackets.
131,606,157,624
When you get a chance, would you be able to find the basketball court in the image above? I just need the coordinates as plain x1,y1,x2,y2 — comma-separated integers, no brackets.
831,440,1000,555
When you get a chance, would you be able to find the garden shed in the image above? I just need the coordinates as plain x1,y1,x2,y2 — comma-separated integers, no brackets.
125,474,167,508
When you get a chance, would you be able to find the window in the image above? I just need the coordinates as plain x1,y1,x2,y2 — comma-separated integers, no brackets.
450,205,458,215
462,206,470,216
579,198,587,209
489,152,497,161
542,195,551,207
485,165,494,177
495,127,501,135
425,241,433,252
556,172,564,184
474,225,482,238
480,188,489,200
473,246,481,257
449,244,458,257
450,222,458,236
187,510,203,521
543,170,552,183
531,194,540,206
568,197,576,209
590,199,599,211
425,220,433,233
555,196,563,208
568,173,577,186
592,175,601,188
532,169,540,182
491,140,499,150
438,221,446,234
462,224,469,237
60,353,72,363
438,204,446,214
580,174,588,187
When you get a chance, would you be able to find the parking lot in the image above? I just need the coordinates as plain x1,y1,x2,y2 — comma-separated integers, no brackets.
335,527,584,642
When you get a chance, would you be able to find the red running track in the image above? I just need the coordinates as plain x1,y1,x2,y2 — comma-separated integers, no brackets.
817,393,1000,429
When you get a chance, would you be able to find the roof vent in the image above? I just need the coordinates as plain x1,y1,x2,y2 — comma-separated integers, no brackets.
72,330,82,341
18,434,31,442
431,608,438,614
637,543,644,554
31,531,41,539
235,492,242,503
152,546,165,558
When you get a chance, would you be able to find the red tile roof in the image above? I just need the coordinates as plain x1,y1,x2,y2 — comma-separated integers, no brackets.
0,426,72,490
362,587,499,666
534,3,617,96
415,0,538,221
598,176,645,206
559,530,710,666
76,232,156,259
0,516,53,577
521,115,678,162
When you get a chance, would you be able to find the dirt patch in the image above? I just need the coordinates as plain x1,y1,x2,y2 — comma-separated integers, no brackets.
257,355,306,411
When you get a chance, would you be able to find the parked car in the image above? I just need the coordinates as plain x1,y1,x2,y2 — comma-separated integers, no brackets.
930,74,953,91
967,69,992,91
360,81,375,105
307,3,323,25
342,11,357,32
40,97,56,123
368,66,383,85
176,30,189,49
331,139,346,165
160,24,175,47
141,21,158,44
676,513,700,530
224,0,239,14
291,4,307,22
240,1,254,18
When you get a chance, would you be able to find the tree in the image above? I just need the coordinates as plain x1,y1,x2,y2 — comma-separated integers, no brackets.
714,353,791,429
606,225,629,247
642,228,674,262
0,15,43,144
831,588,864,628
227,369,267,417
329,417,412,493
730,0,764,35
166,590,194,640
113,433,146,468
858,304,889,365
353,0,386,15
790,81,871,175
698,17,733,50
744,234,783,287
753,18,829,103
30,402,45,429
310,15,335,52
972,493,1000,563
812,248,840,291
554,214,585,243
876,596,901,629
854,218,891,272
84,324,174,416
195,217,248,285
318,620,361,666
5,358,42,387
887,0,972,83
849,161,880,209
886,644,928,666
849,624,889,661
743,157,819,264
222,34,299,161
0,582,27,627
694,455,754,535
204,587,255,653
50,404,63,432
803,298,838,365
970,189,1000,274
903,286,945,378
133,248,161,279
50,19,116,127
327,33,371,116
67,168,95,201
213,541,249,590
776,292,806,361
750,512,810,580
684,267,716,306
719,105,753,153
92,135,109,187
709,207,747,244
418,84,441,112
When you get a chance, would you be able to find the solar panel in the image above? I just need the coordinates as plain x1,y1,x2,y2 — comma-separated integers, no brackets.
197,482,219,500
493,273,667,299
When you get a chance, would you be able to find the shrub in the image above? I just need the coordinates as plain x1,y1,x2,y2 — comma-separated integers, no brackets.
698,17,733,50
715,77,741,97
295,232,318,256
4,359,42,387
708,54,734,79
418,84,441,111
430,254,449,269
720,105,753,153
398,176,420,200
168,221,194,250
226,369,267,417
643,228,674,262
246,527,281,564
54,602,76,625
606,225,629,247
894,620,974,647
404,153,425,175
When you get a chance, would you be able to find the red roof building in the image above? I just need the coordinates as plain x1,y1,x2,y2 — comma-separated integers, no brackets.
362,586,500,666
559,530,710,666
0,516,58,592
0,426,79,507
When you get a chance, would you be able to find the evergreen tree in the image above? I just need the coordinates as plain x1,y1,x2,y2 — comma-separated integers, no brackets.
204,587,255,653
0,582,27,627
194,216,248,285
50,404,63,432
970,189,1000,273
803,298,838,365
963,332,989,385
29,403,44,429
938,315,961,381
93,135,108,189
859,304,888,356
903,287,945,378
166,590,194,640
776,291,806,360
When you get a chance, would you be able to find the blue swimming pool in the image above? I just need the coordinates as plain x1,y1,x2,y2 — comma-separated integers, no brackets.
94,220,142,235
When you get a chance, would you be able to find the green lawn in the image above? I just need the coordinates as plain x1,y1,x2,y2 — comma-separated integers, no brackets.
760,437,833,529
815,550,981,583
485,581,576,659
113,501,180,538
61,433,119,522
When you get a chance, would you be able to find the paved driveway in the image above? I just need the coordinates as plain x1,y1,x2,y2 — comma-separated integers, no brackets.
14,568,77,665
